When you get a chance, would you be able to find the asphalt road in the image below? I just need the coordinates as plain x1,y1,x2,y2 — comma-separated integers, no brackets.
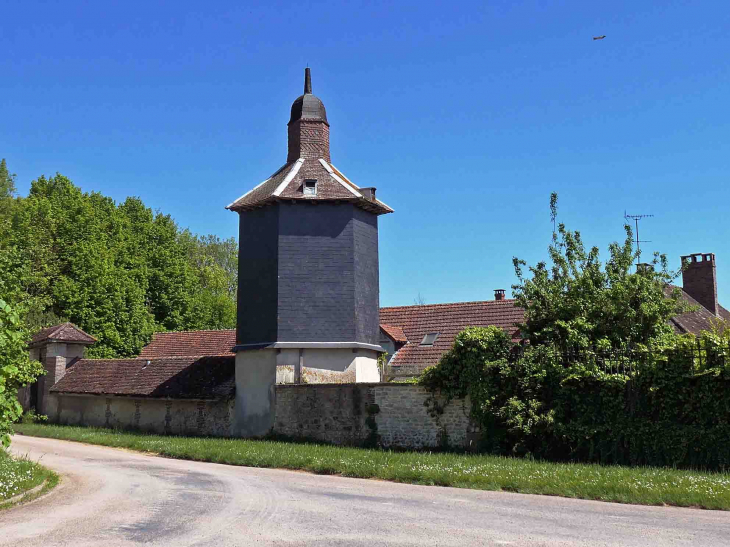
3,436,730,547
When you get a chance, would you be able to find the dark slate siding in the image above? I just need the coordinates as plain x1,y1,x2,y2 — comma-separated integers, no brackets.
277,202,356,341
353,208,380,345
237,206,279,345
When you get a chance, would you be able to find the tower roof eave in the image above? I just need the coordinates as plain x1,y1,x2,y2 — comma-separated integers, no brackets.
225,159,393,215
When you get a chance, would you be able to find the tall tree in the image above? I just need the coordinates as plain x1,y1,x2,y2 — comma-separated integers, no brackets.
4,172,238,356
0,159,16,199
512,193,685,351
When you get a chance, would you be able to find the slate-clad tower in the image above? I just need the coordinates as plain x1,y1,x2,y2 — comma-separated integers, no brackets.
227,69,393,436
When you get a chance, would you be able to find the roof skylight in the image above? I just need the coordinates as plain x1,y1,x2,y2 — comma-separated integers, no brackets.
420,333,439,346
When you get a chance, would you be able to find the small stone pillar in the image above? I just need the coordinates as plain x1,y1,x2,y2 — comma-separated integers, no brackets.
27,323,96,416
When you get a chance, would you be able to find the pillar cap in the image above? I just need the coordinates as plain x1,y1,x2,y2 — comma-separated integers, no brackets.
29,322,97,348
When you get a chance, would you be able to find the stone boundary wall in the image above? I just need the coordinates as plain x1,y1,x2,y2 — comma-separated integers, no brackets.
46,394,234,437
41,385,475,449
274,384,477,449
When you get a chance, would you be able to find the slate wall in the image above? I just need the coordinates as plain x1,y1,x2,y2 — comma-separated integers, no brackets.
273,384,476,449
236,201,381,346
353,208,380,346
277,202,357,341
237,205,280,345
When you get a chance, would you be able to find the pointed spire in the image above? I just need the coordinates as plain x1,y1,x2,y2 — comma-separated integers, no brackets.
304,67,312,94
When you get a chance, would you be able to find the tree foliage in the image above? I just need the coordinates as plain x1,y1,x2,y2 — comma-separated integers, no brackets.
0,159,16,200
512,193,684,351
0,162,237,357
0,297,43,447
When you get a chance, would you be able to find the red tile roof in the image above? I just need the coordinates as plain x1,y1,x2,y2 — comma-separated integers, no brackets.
51,355,235,399
138,330,236,359
30,323,97,347
379,300,525,376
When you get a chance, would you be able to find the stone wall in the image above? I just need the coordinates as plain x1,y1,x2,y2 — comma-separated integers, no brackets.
37,382,474,450
46,394,234,436
273,383,476,450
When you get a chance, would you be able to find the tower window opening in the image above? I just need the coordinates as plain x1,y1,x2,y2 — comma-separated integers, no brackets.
304,179,317,196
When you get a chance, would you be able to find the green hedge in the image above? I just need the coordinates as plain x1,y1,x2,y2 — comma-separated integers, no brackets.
422,328,730,470
557,365,730,469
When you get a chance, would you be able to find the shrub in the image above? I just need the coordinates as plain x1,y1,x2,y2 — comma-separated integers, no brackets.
0,298,44,447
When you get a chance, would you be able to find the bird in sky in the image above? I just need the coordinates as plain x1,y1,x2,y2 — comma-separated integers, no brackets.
593,35,606,40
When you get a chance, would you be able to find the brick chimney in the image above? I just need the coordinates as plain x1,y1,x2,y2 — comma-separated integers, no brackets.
494,289,506,301
681,253,719,316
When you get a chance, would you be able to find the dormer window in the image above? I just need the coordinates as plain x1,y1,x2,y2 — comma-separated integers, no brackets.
420,333,440,346
304,179,317,196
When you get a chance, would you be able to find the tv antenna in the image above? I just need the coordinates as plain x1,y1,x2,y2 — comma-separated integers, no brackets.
624,212,654,267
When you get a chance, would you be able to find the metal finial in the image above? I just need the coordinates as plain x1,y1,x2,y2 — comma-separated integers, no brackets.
304,67,312,94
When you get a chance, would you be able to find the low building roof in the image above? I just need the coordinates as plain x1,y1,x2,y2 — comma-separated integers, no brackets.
30,323,97,347
379,300,525,377
50,355,235,399
139,329,237,359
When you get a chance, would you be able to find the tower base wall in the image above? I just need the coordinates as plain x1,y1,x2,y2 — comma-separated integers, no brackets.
233,346,381,437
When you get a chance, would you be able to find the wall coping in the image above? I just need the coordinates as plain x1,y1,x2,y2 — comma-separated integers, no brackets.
235,342,385,352
50,392,232,402
275,382,424,389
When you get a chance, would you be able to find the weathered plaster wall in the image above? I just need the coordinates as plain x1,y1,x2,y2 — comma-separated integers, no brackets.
274,347,379,384
46,394,234,436
233,349,277,437
273,384,476,450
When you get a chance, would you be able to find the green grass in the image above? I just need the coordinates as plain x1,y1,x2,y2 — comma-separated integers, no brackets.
0,448,58,509
15,423,730,510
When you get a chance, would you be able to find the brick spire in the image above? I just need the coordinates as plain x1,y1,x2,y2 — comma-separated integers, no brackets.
288,68,330,162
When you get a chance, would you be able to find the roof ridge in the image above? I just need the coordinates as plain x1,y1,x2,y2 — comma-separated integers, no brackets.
150,329,236,335
80,354,235,363
380,299,517,311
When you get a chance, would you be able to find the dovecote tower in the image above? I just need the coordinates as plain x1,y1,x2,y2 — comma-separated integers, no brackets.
227,69,393,436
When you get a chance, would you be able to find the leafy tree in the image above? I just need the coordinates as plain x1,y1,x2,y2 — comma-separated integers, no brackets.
421,194,704,462
0,159,16,199
180,232,237,329
2,170,237,356
512,193,684,351
0,159,17,246
0,297,43,447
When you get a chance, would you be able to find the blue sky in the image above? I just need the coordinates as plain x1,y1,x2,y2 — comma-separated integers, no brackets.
2,0,729,307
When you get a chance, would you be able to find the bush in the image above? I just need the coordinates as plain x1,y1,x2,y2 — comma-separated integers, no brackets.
423,329,730,470
20,410,47,424
0,298,44,447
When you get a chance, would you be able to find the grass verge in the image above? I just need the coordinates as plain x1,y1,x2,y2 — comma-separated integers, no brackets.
15,423,730,510
0,448,59,510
